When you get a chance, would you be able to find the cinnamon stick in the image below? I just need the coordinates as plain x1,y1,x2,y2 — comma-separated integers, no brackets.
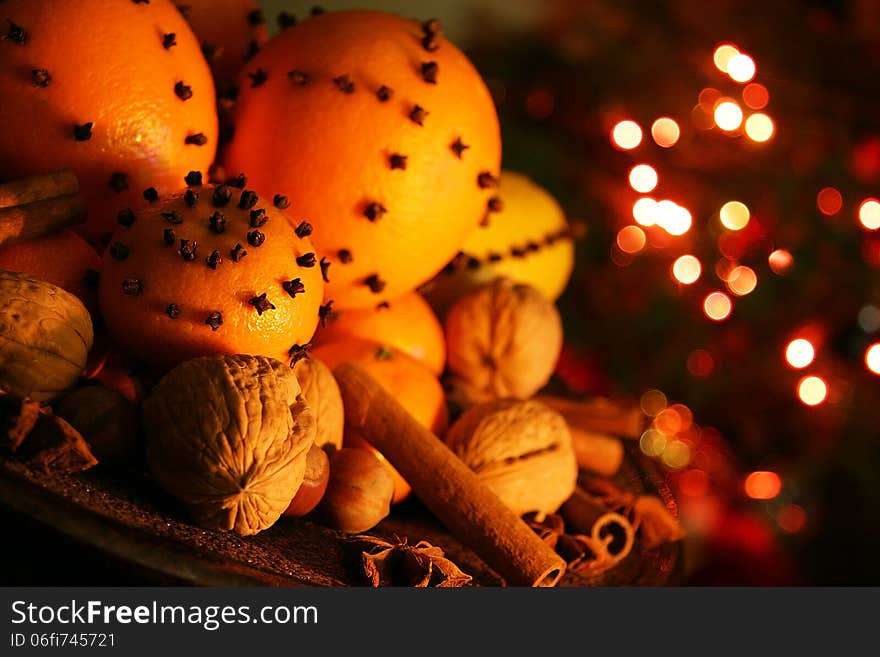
560,487,635,561
570,427,624,476
0,194,87,247
0,169,79,209
536,394,645,439
334,362,567,587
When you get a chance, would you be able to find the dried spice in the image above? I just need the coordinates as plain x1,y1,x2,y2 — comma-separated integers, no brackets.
73,122,93,142
163,228,176,245
143,187,159,203
351,534,472,588
311,6,325,16
109,172,129,193
184,170,202,186
282,278,305,297
31,68,51,87
243,40,260,62
389,154,407,170
109,242,130,261
488,196,503,213
249,208,268,227
376,85,393,102
421,33,439,53
278,12,297,29
338,249,353,263
364,274,386,293
318,300,334,327
201,43,218,62
247,229,265,247
3,20,27,45
477,171,498,189
212,184,233,206
184,189,199,208
166,303,180,319
178,239,197,261
229,173,247,189
162,33,177,49
230,243,247,262
121,278,143,296
288,342,311,366
273,194,290,209
174,81,193,101
205,249,222,270
185,132,208,146
422,18,442,34
333,74,355,94
363,202,386,222
420,61,438,84
205,311,223,331
288,69,310,86
248,293,276,315
319,257,331,282
162,210,183,225
294,221,313,238
450,137,469,158
248,69,268,88
247,9,265,26
296,252,316,268
208,211,225,233
117,208,136,227
409,105,428,126
239,189,259,209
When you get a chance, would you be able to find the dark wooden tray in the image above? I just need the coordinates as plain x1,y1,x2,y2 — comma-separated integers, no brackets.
0,444,682,587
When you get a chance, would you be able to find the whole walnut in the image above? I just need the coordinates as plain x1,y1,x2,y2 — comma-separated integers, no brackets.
142,354,315,536
0,270,93,401
445,398,577,517
56,385,139,465
444,278,562,402
292,355,344,451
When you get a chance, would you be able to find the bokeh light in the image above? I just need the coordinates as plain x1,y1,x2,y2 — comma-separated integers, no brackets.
687,349,715,377
744,113,774,142
720,201,750,230
768,249,794,274
865,343,880,374
798,375,828,406
640,428,667,456
727,53,756,82
617,225,647,253
713,44,739,72
703,292,733,321
633,197,658,226
817,187,843,216
777,504,807,534
661,440,691,469
742,83,769,109
744,471,782,500
629,164,658,193
651,117,680,147
714,100,744,131
727,265,757,296
858,305,880,333
658,202,692,236
611,120,643,150
678,469,710,497
654,407,683,435
672,255,702,284
640,389,667,416
785,339,815,369
858,198,880,230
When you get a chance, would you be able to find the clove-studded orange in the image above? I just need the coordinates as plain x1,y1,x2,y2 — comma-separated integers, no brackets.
175,0,268,97
222,10,502,309
0,0,218,244
97,178,325,371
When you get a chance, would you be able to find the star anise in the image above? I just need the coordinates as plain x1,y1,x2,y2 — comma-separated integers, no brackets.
351,534,472,588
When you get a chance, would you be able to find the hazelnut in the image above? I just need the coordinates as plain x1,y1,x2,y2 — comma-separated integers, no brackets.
284,444,331,517
55,385,140,465
318,448,394,533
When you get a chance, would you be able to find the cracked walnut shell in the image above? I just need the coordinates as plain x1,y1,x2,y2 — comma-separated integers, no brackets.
143,354,315,535
445,398,577,517
444,278,562,401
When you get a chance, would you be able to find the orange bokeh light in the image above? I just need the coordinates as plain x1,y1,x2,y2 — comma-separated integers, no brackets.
858,198,880,230
617,225,647,254
745,113,774,142
632,197,658,227
727,53,756,82
797,375,828,406
742,83,769,109
629,164,658,193
640,389,667,417
777,504,807,533
720,201,750,230
744,471,782,500
654,407,683,435
672,255,702,284
865,343,880,374
703,292,733,321
817,187,843,216
713,44,739,73
785,338,815,369
611,120,643,150
768,249,794,274
679,469,710,497
714,100,743,131
651,117,680,147
687,349,715,377
727,265,757,296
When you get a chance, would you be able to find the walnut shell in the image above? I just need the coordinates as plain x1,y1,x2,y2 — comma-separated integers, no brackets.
292,355,344,451
444,278,562,401
0,270,93,401
143,354,315,536
445,398,577,516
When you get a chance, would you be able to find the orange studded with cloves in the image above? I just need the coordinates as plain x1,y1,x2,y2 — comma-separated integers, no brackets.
222,10,502,309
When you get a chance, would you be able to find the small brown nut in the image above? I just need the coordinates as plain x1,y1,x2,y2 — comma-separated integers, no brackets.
55,385,139,465
0,270,94,401
143,354,315,536
292,355,344,450
444,277,562,401
318,447,394,533
284,444,331,517
444,398,577,517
